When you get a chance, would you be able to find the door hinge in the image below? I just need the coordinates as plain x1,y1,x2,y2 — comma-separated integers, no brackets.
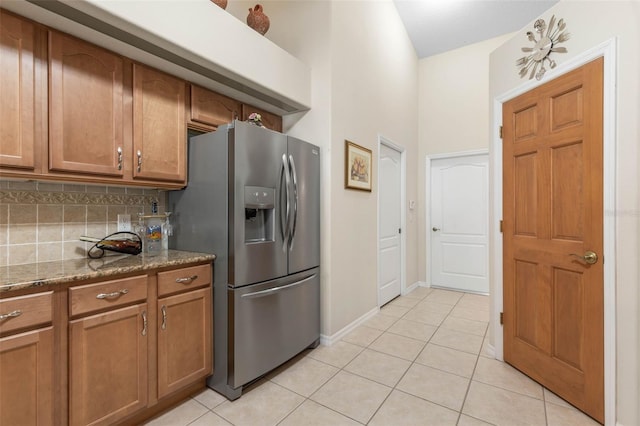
500,312,504,325
499,126,503,139
499,220,504,233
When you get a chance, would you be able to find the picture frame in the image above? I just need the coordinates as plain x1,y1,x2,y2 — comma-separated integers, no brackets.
344,140,372,192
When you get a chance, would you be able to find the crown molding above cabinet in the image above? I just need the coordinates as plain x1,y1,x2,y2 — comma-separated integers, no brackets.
2,0,311,116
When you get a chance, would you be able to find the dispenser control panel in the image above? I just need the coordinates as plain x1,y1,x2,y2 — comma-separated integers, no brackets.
244,186,275,243
244,186,275,209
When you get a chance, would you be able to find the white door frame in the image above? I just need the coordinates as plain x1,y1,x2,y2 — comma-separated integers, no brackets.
377,135,406,305
425,149,489,289
491,39,617,426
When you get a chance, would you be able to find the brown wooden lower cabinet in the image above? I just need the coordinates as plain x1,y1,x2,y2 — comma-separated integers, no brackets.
68,303,149,426
0,327,54,426
157,287,212,399
0,262,213,426
65,264,213,426
0,290,55,426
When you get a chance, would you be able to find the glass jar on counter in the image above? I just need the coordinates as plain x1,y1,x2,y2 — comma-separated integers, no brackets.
138,214,166,256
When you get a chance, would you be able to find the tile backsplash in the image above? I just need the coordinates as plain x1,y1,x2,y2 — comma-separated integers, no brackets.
0,180,167,266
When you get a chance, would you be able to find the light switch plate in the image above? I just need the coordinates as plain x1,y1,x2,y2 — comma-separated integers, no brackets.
409,200,416,210
117,214,131,232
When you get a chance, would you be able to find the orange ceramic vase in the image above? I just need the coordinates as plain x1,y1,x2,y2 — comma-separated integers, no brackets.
247,4,270,35
210,0,227,9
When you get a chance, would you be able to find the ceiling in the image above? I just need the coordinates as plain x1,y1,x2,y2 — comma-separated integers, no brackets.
393,0,559,58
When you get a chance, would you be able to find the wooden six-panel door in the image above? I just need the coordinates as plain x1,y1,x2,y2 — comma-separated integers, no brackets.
502,58,604,423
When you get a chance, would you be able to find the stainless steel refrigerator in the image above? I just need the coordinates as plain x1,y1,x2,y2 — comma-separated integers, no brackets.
168,120,320,400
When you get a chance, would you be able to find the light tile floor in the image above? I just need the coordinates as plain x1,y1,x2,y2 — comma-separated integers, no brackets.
145,287,600,426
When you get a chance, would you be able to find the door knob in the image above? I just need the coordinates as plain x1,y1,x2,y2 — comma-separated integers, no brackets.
432,227,440,232
570,250,598,265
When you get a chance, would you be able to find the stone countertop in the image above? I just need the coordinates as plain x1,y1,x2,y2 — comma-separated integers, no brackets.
0,250,216,294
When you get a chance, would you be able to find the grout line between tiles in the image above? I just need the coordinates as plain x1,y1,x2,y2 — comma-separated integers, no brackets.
147,289,561,426
184,400,212,426
455,324,487,425
542,384,550,426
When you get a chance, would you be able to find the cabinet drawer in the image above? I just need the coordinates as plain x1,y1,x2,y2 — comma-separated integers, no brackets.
0,291,53,335
158,264,211,297
69,275,147,317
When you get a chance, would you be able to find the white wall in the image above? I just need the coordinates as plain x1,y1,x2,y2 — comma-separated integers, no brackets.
489,2,640,424
417,34,513,283
329,0,419,335
227,0,419,337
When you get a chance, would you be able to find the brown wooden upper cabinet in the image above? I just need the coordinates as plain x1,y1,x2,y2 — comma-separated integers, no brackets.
1,9,281,188
49,30,126,177
133,64,186,183
241,104,282,133
190,84,240,129
0,10,37,170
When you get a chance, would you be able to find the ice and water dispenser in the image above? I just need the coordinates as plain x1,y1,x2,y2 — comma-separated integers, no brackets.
244,186,275,243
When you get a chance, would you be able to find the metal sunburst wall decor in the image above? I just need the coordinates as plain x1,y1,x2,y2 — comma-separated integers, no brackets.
517,15,570,80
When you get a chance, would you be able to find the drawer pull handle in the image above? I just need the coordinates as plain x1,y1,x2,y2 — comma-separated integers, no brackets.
96,289,129,299
161,305,167,330
141,311,147,336
175,275,198,284
0,310,22,320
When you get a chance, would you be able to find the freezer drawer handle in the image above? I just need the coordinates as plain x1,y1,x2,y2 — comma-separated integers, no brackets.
240,274,317,299
175,275,198,284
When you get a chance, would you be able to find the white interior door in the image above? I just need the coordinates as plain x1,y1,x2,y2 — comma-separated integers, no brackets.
378,143,402,306
430,153,489,293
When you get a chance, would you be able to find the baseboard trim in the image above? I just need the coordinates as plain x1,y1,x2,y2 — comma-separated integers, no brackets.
319,306,379,346
486,343,496,359
405,281,428,294
319,281,431,346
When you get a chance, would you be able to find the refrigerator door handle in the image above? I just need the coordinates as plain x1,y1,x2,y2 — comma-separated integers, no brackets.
280,153,291,250
240,274,317,299
288,154,298,249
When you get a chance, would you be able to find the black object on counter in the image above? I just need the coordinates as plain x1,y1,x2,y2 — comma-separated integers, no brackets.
80,232,142,259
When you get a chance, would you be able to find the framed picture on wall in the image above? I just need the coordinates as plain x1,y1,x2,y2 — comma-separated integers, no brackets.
345,140,372,192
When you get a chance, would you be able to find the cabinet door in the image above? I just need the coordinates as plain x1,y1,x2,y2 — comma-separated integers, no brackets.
0,10,36,170
190,85,240,128
49,31,125,176
157,287,212,398
69,304,148,426
0,327,54,426
241,104,282,133
133,64,186,183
